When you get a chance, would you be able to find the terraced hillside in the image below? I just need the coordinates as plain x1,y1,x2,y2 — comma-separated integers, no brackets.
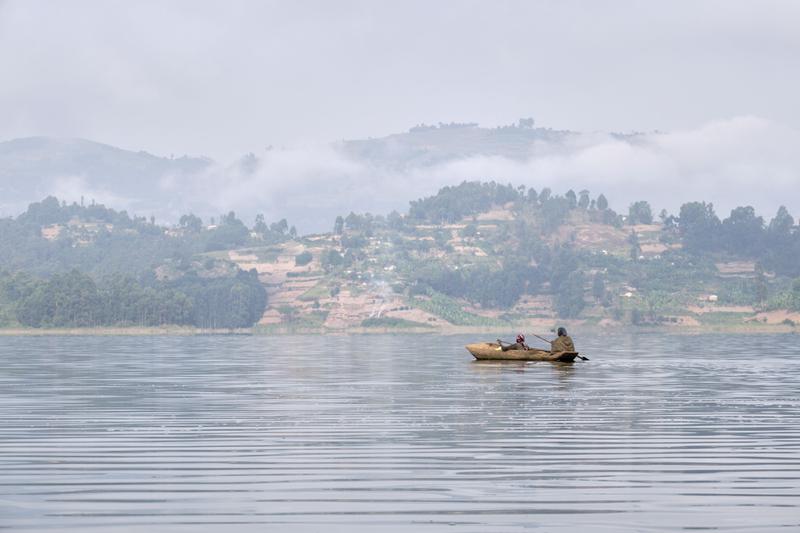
221,190,799,332
1,181,798,332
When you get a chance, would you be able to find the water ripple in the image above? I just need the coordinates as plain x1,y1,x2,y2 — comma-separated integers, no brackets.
1,333,799,532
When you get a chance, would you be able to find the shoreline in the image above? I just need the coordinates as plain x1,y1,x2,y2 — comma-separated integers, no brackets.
0,326,253,336
0,324,796,336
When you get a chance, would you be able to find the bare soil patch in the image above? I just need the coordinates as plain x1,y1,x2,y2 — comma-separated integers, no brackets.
687,305,755,314
476,208,514,221
324,290,407,329
749,310,800,324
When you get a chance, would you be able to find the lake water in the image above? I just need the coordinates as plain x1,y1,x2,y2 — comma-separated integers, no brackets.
1,333,799,532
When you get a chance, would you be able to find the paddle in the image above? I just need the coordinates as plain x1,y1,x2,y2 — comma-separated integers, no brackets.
496,338,522,349
530,333,553,345
496,338,539,352
530,332,590,361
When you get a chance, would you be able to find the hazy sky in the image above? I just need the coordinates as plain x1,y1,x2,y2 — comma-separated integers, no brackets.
2,0,800,159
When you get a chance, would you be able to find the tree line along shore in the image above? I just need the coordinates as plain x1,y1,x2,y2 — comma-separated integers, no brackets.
1,182,799,333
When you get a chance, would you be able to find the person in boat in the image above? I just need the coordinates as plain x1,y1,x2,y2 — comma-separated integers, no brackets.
497,334,529,351
550,327,575,353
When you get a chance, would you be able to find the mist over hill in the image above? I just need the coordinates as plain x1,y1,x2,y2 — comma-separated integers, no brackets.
1,179,798,331
3,124,577,228
1,117,798,233
0,137,211,219
340,120,576,168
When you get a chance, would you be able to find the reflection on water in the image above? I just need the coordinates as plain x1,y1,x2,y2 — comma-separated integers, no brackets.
1,333,799,532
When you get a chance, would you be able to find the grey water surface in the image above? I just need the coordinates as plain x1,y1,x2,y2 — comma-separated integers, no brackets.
1,333,799,532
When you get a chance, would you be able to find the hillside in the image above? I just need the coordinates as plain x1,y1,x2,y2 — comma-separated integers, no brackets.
0,122,589,230
1,182,799,332
341,120,576,169
229,198,798,333
0,137,211,217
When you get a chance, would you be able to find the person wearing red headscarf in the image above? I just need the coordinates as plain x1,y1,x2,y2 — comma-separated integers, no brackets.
497,333,529,351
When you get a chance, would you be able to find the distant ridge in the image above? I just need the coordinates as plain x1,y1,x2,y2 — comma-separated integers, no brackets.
0,124,583,223
0,136,212,215
0,123,655,231
340,121,576,169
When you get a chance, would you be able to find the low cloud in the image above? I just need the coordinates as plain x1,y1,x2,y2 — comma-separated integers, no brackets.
48,176,135,213
161,116,799,232
14,116,797,233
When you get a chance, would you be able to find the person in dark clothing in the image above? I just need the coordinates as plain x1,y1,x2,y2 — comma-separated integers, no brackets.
498,333,529,351
550,327,576,352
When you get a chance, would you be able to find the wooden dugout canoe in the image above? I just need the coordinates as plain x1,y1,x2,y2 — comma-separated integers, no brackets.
466,342,580,362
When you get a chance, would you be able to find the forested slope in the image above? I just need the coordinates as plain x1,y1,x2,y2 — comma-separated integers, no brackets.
1,182,799,331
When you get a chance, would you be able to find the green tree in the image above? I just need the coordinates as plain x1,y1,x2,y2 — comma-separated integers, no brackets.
555,270,585,318
460,223,478,238
179,213,203,233
540,196,572,232
538,187,552,204
386,211,404,231
16,270,101,327
321,249,344,270
433,229,449,248
628,201,653,225
205,213,249,251
408,181,521,223
344,212,362,231
171,270,266,328
721,206,764,256
270,218,289,235
592,272,605,302
645,290,671,321
764,206,799,276
578,190,590,209
678,201,721,254
276,304,297,322
791,278,800,311
565,189,577,209
17,196,68,227
547,245,578,294
253,214,268,234
295,251,312,266
755,269,768,309
768,206,794,237
628,231,642,261
596,194,608,211
518,117,535,128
